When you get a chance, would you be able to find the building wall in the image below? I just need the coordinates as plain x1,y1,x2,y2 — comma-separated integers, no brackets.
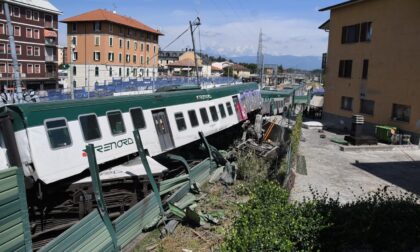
0,2,59,89
323,0,420,138
67,21,159,87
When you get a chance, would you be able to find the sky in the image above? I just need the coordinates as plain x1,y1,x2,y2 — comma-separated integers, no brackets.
51,0,342,58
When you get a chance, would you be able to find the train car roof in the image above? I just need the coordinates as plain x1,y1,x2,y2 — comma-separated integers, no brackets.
260,89,294,98
8,82,259,129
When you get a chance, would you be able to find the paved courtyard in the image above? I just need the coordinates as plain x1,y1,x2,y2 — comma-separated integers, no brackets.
290,127,420,203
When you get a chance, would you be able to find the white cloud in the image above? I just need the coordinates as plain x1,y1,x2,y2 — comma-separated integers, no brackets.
159,17,328,57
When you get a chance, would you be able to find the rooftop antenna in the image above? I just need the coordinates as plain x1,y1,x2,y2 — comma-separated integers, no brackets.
257,28,264,87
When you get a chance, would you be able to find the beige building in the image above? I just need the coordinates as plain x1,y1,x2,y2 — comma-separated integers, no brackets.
320,0,420,143
62,9,162,88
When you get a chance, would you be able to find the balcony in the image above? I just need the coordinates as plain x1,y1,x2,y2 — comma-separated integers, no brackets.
45,38,57,47
45,72,58,78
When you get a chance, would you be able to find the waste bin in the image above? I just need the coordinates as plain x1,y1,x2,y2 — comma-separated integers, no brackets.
375,125,397,143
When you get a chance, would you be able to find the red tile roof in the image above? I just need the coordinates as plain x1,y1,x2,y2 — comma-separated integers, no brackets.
61,9,163,35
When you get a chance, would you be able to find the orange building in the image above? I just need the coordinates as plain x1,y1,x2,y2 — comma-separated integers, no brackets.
62,9,163,88
320,0,420,143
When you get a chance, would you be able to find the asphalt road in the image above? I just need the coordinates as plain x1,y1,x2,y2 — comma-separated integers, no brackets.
290,128,420,203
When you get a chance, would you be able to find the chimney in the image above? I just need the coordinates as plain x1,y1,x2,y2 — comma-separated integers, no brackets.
112,10,117,14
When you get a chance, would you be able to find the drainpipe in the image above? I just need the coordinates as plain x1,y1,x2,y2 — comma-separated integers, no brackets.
4,2,23,103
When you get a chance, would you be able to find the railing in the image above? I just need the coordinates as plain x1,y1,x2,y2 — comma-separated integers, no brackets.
45,55,55,62
45,72,58,78
45,39,57,46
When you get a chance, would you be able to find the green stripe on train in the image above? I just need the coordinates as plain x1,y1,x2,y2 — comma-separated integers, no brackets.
7,83,258,130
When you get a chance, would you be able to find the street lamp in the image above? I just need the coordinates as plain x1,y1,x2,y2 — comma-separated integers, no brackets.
69,44,75,100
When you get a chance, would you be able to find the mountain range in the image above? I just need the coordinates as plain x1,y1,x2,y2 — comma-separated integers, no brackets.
229,55,322,71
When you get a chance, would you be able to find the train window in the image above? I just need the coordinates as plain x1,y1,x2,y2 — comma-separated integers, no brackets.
226,102,233,115
44,118,72,149
188,110,199,127
175,112,187,131
79,114,101,141
199,108,209,124
218,104,226,118
107,110,126,135
130,107,146,129
209,106,219,121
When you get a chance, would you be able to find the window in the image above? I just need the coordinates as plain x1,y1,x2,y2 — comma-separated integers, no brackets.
119,26,123,34
146,44,149,52
109,23,113,33
45,119,72,149
338,60,352,78
27,64,33,74
360,99,375,115
34,47,40,56
360,22,372,42
72,51,78,61
109,36,113,47
133,55,137,63
119,39,123,48
26,46,33,56
93,51,100,61
33,11,39,21
94,36,100,46
392,104,411,122
119,67,122,76
94,21,101,32
130,107,146,129
94,66,99,76
14,26,21,37
7,44,11,54
72,66,76,75
107,111,126,135
147,57,150,65
341,96,353,111
126,54,130,63
0,44,5,54
226,102,233,115
108,52,114,62
0,24,4,35
15,45,21,55
26,28,32,38
141,43,144,51
33,29,40,39
34,64,41,73
153,46,156,53
126,68,129,76
118,53,122,63
188,110,199,127
79,114,101,141
362,59,369,79
218,104,226,118
126,40,130,49
72,23,77,32
175,112,187,131
133,68,137,76
71,36,77,45
26,10,32,20
134,41,138,50
140,56,144,64
209,106,219,121
109,67,112,77
341,24,360,43
13,7,20,17
0,63,6,73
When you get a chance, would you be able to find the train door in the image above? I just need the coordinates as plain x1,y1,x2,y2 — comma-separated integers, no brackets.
232,95,246,121
152,109,175,151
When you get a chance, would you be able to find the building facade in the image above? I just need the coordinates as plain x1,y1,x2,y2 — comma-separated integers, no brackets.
62,9,162,88
0,0,61,91
320,0,420,143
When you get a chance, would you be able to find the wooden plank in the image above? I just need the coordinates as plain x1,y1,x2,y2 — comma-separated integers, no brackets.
0,175,17,193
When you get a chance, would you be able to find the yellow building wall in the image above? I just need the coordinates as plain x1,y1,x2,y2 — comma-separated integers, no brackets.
324,0,420,134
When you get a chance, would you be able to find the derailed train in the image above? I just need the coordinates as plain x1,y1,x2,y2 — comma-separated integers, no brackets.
0,83,261,227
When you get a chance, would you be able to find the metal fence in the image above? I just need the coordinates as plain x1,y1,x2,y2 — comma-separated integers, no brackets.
40,76,239,102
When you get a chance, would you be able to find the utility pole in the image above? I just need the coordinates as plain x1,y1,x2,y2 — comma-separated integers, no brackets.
189,17,201,86
4,2,23,103
70,45,75,99
257,29,264,87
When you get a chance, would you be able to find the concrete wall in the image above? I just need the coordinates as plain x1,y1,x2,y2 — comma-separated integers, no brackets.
323,0,420,135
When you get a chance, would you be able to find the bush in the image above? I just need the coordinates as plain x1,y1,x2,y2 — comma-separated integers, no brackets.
236,150,268,184
223,182,325,251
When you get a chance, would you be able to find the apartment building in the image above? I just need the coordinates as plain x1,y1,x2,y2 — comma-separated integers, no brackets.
0,0,61,90
62,9,162,88
320,0,420,143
